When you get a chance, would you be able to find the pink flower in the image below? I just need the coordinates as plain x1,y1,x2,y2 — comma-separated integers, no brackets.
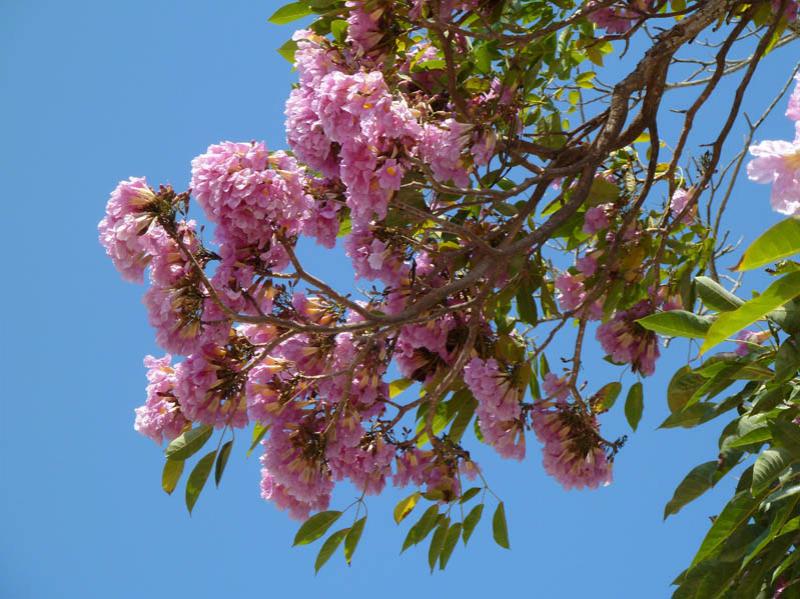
542,373,570,401
532,403,613,490
747,137,800,215
470,129,496,167
670,188,694,224
463,357,525,459
285,87,340,178
596,301,660,376
576,254,598,277
346,1,384,56
376,159,404,190
134,355,189,444
174,343,249,429
420,120,472,187
302,199,340,249
98,177,158,283
190,142,312,246
586,0,653,34
260,430,333,520
344,226,408,286
555,273,587,312
734,329,770,356
583,204,612,234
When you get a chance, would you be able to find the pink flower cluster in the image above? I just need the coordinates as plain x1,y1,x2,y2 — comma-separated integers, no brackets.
586,0,653,34
583,203,612,234
532,403,613,490
286,32,421,226
395,317,457,381
190,141,312,272
134,355,188,444
747,74,800,215
596,300,660,376
98,177,157,283
670,188,694,224
346,1,384,57
555,269,603,318
174,342,249,429
734,329,770,356
344,225,409,286
464,357,525,459
420,120,472,187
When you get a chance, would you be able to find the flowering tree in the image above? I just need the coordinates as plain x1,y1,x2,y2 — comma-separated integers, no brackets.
98,0,800,593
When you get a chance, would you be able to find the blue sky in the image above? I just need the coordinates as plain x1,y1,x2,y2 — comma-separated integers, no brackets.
1,2,798,597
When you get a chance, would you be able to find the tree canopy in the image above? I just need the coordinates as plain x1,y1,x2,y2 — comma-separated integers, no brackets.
98,0,800,594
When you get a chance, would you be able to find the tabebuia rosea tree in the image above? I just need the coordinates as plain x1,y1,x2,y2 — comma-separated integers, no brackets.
98,0,800,593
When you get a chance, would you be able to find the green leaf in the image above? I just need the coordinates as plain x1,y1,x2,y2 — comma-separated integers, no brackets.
185,450,216,515
165,425,213,461
161,458,184,495
516,281,539,325
770,420,800,458
214,440,233,487
448,392,477,444
293,511,343,546
695,276,744,311
663,461,718,519
736,216,800,271
462,504,483,545
247,422,269,457
594,382,622,412
668,366,706,413
389,378,413,398
637,310,712,339
624,382,644,431
492,502,510,549
701,272,800,353
428,517,449,571
575,71,596,89
742,493,800,572
751,448,793,496
659,402,717,429
726,427,772,449
691,491,759,566
401,505,439,552
268,2,313,25
459,487,481,504
439,523,462,569
330,19,347,43
314,528,349,573
276,38,299,63
393,492,421,525
344,517,366,565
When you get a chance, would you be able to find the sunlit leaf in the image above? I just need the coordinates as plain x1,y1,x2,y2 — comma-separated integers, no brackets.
624,382,643,431
185,450,216,515
492,502,510,549
314,528,349,573
701,272,800,353
165,425,213,461
161,458,184,495
736,216,800,271
214,440,233,487
268,2,313,25
293,511,343,546
751,448,792,496
393,492,421,525
344,517,366,565
695,276,744,312
637,310,712,338
663,461,718,519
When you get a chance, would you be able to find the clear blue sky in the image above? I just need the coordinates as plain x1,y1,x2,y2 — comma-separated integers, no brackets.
1,2,796,597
